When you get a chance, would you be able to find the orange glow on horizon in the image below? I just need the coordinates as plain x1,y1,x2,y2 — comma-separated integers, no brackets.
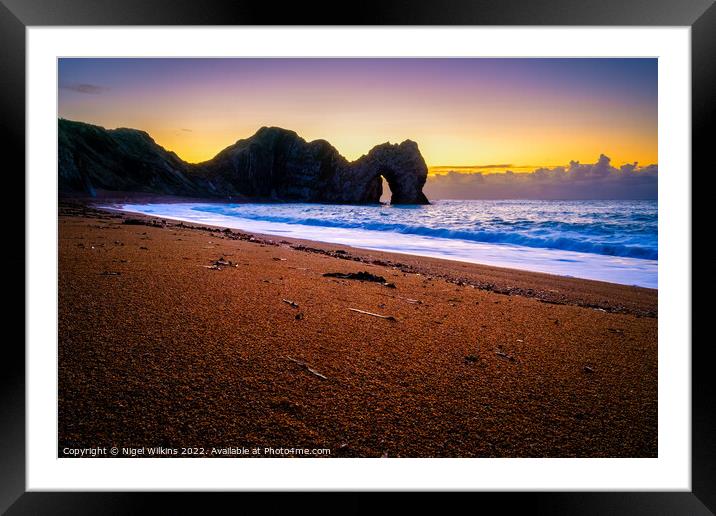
59,58,658,172
147,124,657,172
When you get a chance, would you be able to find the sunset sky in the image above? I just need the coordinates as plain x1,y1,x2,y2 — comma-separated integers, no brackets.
58,58,657,171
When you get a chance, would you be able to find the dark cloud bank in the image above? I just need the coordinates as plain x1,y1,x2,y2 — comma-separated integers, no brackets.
424,154,657,200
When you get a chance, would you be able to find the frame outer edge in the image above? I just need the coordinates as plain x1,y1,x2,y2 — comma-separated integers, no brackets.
0,0,714,25
2,0,711,512
691,2,716,514
0,1,27,514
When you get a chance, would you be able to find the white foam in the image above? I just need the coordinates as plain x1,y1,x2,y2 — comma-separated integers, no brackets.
110,202,657,289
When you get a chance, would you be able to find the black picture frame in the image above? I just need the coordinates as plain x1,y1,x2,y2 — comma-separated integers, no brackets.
2,0,712,513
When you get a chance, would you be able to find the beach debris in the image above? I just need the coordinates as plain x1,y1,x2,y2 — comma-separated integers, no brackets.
100,271,121,276
495,350,517,362
273,257,287,261
122,218,145,225
202,257,238,270
285,356,327,380
283,299,299,309
583,365,595,373
139,246,149,250
405,298,422,304
464,354,478,363
295,312,304,321
324,271,385,282
539,299,562,305
348,308,397,321
323,271,396,288
608,328,624,334
212,256,238,267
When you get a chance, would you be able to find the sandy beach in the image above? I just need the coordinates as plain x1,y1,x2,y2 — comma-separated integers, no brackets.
58,202,657,458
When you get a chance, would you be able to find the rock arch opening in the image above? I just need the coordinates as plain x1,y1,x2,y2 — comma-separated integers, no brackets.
378,168,403,204
374,166,428,205
379,176,392,204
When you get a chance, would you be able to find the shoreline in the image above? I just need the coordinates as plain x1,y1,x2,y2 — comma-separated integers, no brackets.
58,201,657,457
97,197,658,290
85,201,657,317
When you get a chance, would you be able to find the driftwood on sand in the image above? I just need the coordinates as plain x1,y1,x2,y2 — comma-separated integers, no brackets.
348,308,397,321
285,356,327,380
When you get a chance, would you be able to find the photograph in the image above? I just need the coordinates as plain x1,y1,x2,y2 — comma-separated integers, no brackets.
56,57,659,459
1,0,709,506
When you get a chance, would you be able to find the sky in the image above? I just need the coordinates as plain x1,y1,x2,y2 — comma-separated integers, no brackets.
58,58,657,175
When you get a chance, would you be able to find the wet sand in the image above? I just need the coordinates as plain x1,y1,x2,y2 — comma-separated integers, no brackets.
58,203,657,457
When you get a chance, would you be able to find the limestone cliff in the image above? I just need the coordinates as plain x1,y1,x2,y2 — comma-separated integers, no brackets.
58,119,430,204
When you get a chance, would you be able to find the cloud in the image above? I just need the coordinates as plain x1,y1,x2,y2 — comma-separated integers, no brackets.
425,154,657,200
180,128,193,132
60,83,110,95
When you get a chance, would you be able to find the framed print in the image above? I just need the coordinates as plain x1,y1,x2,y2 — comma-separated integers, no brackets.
3,0,713,512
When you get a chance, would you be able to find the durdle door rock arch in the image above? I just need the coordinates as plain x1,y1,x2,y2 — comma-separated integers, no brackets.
345,140,430,205
58,120,431,205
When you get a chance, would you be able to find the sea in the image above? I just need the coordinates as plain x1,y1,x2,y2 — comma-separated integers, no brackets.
112,199,658,289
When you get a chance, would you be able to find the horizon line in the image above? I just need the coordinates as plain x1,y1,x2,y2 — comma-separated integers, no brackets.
59,117,658,172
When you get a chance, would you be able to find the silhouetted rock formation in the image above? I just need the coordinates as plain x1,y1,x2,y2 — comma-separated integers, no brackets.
59,119,201,197
346,140,429,205
58,119,429,204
